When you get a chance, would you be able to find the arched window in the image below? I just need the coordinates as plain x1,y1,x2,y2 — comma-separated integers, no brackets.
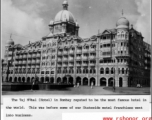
118,68,120,74
105,68,109,74
126,68,128,74
83,69,85,73
79,69,81,73
90,69,92,73
93,69,96,74
122,68,125,74
111,68,114,74
65,69,67,73
86,69,88,73
71,68,74,73
100,68,104,74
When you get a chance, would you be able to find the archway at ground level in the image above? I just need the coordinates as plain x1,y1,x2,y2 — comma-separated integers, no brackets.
57,77,61,83
14,77,17,82
27,77,30,83
22,77,25,83
50,77,54,84
90,77,96,86
119,77,123,87
9,77,12,82
31,77,34,82
83,77,88,85
76,77,81,85
69,77,73,84
100,77,106,86
108,77,114,87
63,77,67,84
36,77,39,82
45,77,49,83
41,77,44,83
18,77,21,82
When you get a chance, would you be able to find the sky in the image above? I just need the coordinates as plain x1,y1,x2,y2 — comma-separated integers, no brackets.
1,0,151,58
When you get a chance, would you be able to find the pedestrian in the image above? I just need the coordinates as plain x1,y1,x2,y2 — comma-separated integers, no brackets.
74,83,76,87
77,82,79,88
91,82,93,89
31,78,35,91
113,86,115,92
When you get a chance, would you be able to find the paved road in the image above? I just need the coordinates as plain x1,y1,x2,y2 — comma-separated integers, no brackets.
2,86,150,95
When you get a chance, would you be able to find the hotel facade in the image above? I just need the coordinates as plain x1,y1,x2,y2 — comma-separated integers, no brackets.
2,1,151,87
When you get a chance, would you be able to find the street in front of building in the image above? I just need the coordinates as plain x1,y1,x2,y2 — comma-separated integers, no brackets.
2,86,150,95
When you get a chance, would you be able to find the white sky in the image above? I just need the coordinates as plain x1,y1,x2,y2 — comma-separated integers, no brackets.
1,0,151,58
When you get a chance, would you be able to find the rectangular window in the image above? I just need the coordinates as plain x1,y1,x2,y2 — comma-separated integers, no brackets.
51,71,54,74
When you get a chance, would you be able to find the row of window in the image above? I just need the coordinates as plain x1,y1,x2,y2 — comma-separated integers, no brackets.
100,68,128,74
43,42,56,48
101,35,115,40
41,62,55,66
58,41,74,46
42,49,56,54
57,68,96,74
41,71,54,74
100,58,128,63
42,55,56,60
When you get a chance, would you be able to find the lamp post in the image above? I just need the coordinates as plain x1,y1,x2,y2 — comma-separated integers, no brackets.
6,60,10,82
2,59,4,82
111,33,115,91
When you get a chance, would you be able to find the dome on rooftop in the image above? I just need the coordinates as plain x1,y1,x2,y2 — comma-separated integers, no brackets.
116,16,129,29
54,10,75,23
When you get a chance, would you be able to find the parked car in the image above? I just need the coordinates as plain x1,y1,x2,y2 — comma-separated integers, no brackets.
137,84,141,88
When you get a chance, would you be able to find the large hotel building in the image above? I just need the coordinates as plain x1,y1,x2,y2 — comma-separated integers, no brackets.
2,1,151,87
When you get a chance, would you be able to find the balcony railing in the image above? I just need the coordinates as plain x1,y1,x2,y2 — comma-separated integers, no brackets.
57,64,62,67
58,51,62,55
76,56,81,60
36,60,40,64
31,65,35,68
32,54,36,58
69,50,74,54
22,61,26,64
19,61,22,64
76,63,81,66
82,63,88,66
77,49,81,54
89,63,96,66
63,58,68,61
82,56,88,60
19,55,22,59
9,52,12,55
63,51,68,55
69,57,74,61
90,48,96,52
28,61,31,64
32,60,36,64
58,58,62,61
36,54,41,57
90,56,96,60
69,63,74,67
23,55,27,58
15,56,19,59
36,65,40,68
82,49,88,53
62,64,68,67
14,61,18,65
28,55,32,58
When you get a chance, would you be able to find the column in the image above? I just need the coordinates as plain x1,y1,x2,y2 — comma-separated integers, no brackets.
106,78,108,87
